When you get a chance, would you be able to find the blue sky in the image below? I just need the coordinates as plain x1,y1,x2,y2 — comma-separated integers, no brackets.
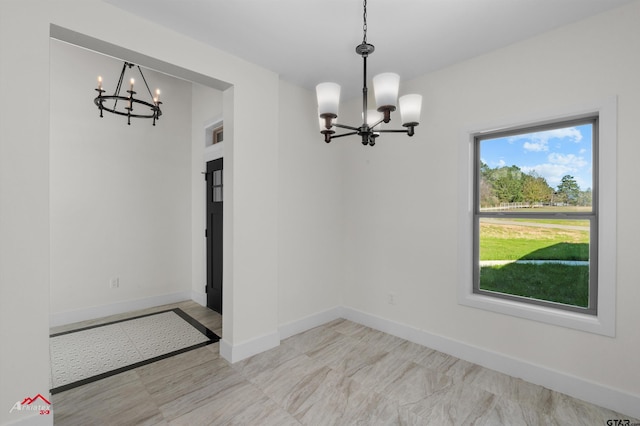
480,123,593,190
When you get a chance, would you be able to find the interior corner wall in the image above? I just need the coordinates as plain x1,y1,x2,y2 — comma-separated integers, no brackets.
277,80,344,328
49,39,193,320
341,0,640,411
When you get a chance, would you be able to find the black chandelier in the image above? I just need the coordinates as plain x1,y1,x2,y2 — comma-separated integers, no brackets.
94,62,162,125
316,0,422,146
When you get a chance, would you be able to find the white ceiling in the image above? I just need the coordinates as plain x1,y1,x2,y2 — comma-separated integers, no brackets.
104,0,634,100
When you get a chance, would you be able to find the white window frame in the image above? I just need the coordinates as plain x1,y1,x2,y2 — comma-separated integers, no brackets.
458,97,616,336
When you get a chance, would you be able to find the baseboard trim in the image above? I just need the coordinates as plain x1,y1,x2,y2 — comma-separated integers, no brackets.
218,307,343,364
49,291,192,327
219,330,280,364
191,290,206,307
341,306,640,420
278,307,344,340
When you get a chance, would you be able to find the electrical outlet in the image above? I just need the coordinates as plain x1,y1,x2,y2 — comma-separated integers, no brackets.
110,277,119,289
387,291,397,305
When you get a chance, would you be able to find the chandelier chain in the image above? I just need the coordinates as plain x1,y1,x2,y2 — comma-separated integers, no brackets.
137,65,156,100
362,0,368,44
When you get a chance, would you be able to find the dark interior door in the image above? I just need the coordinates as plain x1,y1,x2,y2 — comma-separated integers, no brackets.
206,158,223,313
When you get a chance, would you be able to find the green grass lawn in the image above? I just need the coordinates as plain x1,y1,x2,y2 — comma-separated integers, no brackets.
480,263,589,307
479,221,589,260
479,220,590,307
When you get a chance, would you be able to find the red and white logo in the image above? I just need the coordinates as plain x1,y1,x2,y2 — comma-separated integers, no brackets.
8,393,51,415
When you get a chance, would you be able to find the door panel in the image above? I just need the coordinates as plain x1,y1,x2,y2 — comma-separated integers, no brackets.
206,158,223,313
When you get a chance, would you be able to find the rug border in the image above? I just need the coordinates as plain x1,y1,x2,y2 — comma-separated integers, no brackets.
50,308,220,394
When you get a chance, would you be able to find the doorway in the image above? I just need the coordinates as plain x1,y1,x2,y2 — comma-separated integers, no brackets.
206,158,223,313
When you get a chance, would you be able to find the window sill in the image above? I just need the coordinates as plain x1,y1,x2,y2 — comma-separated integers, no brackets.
458,288,614,336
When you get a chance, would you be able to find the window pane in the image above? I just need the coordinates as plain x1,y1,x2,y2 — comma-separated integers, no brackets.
213,187,223,202
213,170,222,185
478,217,590,308
478,123,593,211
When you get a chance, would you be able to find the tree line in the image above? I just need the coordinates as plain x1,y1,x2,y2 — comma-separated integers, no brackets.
480,163,592,207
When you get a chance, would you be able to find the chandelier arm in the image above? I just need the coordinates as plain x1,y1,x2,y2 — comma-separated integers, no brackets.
333,123,361,132
369,118,386,129
330,131,360,139
378,126,417,137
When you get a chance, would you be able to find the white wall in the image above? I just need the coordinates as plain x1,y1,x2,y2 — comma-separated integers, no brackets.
49,40,193,322
342,0,640,413
277,80,344,330
0,4,52,425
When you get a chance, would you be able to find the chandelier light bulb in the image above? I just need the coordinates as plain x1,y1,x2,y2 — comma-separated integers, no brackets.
316,82,341,117
373,72,400,110
399,94,422,126
129,78,135,91
97,76,102,90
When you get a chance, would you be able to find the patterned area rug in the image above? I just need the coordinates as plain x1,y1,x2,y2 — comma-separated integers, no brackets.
50,308,219,394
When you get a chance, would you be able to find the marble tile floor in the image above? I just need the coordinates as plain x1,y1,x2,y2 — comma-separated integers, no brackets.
52,301,637,425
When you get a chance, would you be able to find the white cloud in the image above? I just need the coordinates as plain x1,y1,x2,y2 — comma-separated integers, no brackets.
523,142,547,152
546,127,583,143
548,152,588,168
521,153,588,188
511,127,583,153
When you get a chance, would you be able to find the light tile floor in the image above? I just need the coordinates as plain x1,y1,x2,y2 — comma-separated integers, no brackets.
52,301,637,425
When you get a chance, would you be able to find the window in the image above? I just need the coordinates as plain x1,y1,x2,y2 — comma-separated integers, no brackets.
474,118,597,314
213,169,223,202
458,98,616,336
205,120,224,148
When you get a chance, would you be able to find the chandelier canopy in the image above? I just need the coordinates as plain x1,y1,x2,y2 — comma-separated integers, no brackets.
94,62,162,126
316,0,422,146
